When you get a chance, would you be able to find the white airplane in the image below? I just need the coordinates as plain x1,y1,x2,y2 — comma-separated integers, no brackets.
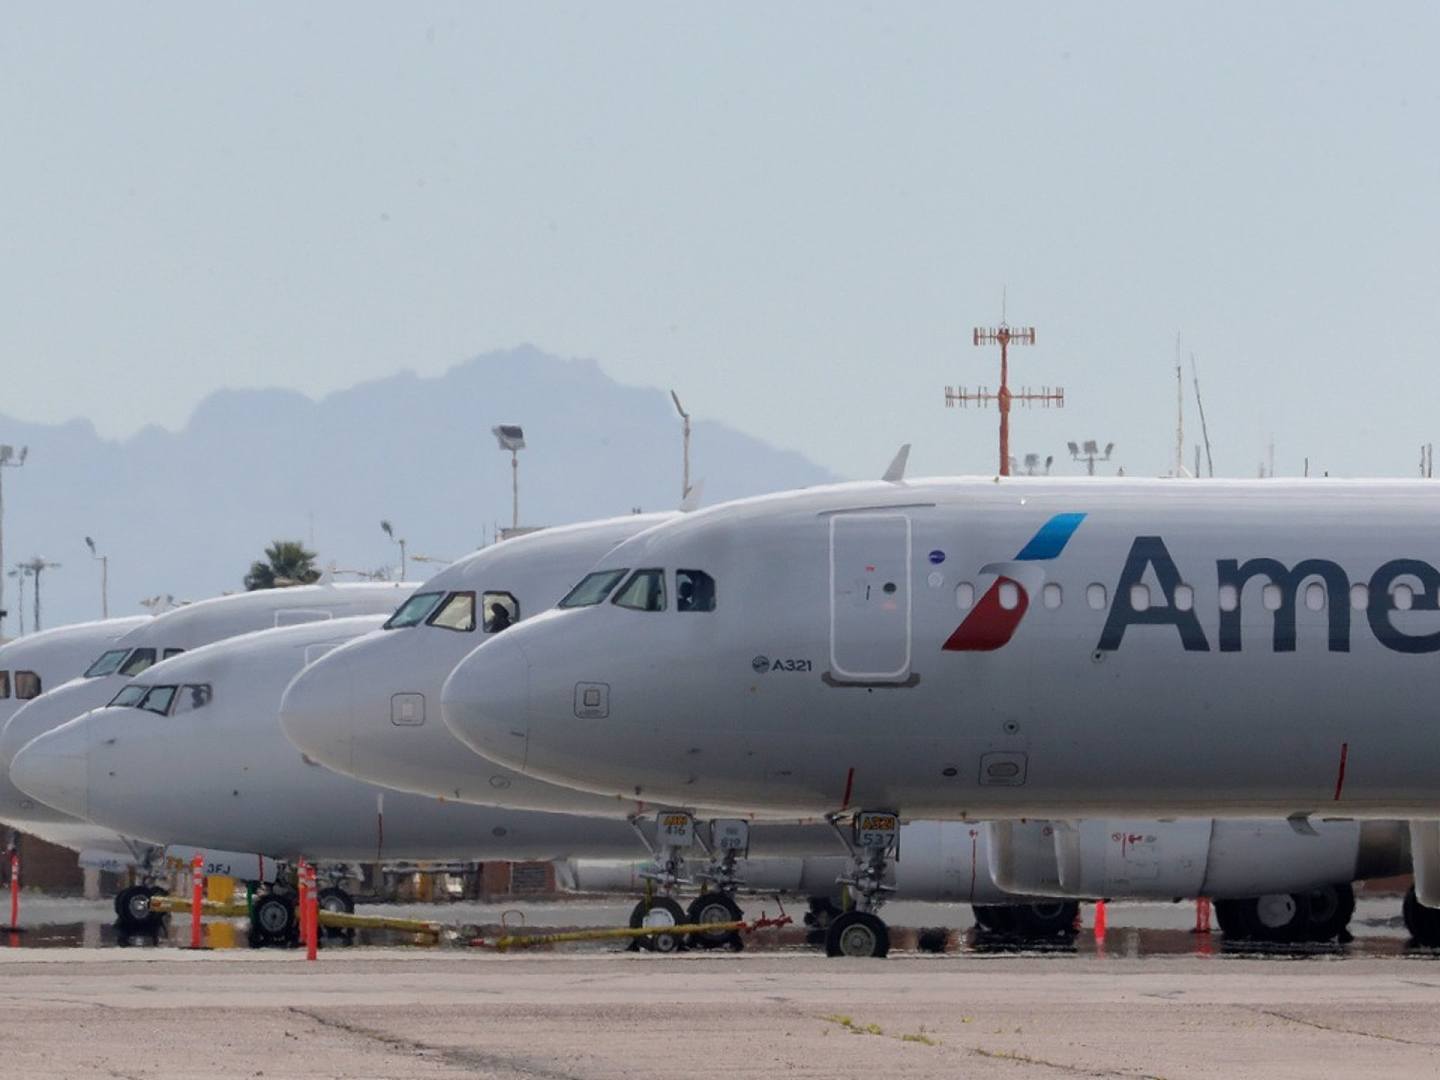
0,616,153,860
0,582,415,884
279,514,681,814
439,476,1440,954
277,506,1404,951
11,613,1401,951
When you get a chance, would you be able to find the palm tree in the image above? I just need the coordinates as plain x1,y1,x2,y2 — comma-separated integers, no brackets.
244,540,321,591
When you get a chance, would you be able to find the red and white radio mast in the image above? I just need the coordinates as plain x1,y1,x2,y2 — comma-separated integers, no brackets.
945,317,1063,476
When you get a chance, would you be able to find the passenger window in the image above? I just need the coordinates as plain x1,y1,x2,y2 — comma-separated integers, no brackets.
1304,582,1326,612
559,570,629,609
1392,583,1415,611
384,592,444,630
676,570,716,612
1042,583,1062,610
1350,583,1369,611
139,685,177,716
481,592,519,634
428,591,477,633
1218,585,1238,613
613,569,666,612
163,648,185,660
0,671,8,699
84,649,130,677
1086,583,1107,610
955,582,975,610
173,684,212,714
14,671,41,700
997,581,1020,611
119,649,158,677
1129,584,1151,612
109,685,149,708
1174,584,1194,612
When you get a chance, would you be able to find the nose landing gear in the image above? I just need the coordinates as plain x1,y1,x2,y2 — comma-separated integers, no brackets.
825,810,899,958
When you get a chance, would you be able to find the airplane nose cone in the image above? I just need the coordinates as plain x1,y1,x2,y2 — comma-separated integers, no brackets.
279,654,357,772
10,718,89,820
1,695,72,767
441,634,532,771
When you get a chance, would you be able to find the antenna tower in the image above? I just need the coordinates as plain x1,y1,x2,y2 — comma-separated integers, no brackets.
945,316,1063,475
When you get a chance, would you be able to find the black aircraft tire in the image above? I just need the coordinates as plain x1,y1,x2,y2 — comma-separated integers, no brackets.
825,911,890,958
1011,900,1081,940
1232,892,1312,944
1402,885,1440,947
972,904,1018,935
629,896,686,954
1304,883,1356,942
249,892,298,949
114,885,163,931
1213,898,1247,939
685,893,744,951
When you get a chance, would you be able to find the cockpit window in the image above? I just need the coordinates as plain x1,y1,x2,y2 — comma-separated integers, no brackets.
559,570,628,609
384,591,444,630
174,684,212,714
612,569,666,612
676,570,716,612
163,648,185,660
139,685,177,716
119,648,158,677
0,671,8,699
109,684,149,708
14,671,41,699
84,649,130,678
428,592,476,633
481,592,518,633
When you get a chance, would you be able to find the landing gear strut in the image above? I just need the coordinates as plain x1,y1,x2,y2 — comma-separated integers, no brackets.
688,820,751,950
627,810,696,952
825,810,899,958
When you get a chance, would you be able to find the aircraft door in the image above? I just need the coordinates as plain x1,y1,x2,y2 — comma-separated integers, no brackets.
829,513,912,682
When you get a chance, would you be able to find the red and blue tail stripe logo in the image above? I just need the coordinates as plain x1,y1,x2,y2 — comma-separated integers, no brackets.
942,512,1086,652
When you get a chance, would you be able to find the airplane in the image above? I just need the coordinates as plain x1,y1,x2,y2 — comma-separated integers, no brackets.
277,505,1404,950
0,615,155,862
11,613,1401,951
438,476,1440,954
0,581,416,885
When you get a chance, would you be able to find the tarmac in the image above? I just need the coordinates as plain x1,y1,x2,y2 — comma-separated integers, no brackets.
6,944,1440,1078
0,895,1435,1078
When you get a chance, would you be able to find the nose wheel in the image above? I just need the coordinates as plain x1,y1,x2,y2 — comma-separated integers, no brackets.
823,809,900,959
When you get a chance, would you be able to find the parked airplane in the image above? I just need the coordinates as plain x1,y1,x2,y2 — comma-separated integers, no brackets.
280,514,678,815
0,582,416,881
12,608,1390,952
0,616,153,860
440,477,1440,953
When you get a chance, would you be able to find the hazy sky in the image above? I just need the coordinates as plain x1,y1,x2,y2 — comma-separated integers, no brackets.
2,3,1437,480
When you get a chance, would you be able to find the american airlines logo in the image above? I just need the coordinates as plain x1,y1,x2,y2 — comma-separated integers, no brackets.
945,518,1440,656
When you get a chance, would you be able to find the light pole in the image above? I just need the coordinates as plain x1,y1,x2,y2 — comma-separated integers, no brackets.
1067,440,1115,477
85,536,109,618
6,565,31,635
25,557,59,633
380,520,407,582
670,391,691,502
492,425,525,533
0,445,29,637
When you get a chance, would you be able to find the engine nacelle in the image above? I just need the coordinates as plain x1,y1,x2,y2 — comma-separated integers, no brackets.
1050,819,1409,899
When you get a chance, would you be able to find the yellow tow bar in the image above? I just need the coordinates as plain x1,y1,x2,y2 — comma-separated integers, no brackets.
474,913,793,952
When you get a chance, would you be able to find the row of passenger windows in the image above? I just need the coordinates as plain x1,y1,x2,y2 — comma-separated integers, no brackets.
108,682,212,717
383,590,520,633
559,569,716,613
0,670,41,700
955,580,1418,613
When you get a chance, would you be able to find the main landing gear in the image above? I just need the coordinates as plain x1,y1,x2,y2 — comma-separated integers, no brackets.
824,810,900,959
627,812,754,952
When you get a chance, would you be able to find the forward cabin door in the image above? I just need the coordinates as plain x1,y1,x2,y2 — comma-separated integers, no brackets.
829,513,913,683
